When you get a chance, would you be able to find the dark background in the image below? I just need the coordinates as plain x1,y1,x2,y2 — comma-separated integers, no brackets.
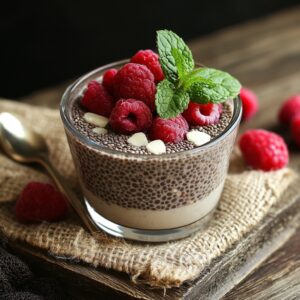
1,0,299,99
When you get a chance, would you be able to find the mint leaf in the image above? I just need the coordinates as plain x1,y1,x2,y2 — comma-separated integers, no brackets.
171,48,187,80
155,79,190,118
157,30,194,82
181,70,216,90
186,68,241,104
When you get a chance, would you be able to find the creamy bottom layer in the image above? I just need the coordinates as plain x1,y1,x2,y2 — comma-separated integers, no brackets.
83,181,224,230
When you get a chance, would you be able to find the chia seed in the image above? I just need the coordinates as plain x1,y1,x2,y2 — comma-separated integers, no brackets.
71,100,233,155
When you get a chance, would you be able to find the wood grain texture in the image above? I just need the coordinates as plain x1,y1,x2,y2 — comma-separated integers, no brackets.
223,229,300,300
14,4,300,300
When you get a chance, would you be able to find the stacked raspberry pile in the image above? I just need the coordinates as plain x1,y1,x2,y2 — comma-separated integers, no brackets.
80,50,223,149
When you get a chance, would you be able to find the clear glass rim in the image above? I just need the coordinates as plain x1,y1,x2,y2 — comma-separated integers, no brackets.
60,59,242,160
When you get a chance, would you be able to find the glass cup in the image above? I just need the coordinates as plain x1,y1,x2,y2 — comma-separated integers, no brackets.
60,60,242,242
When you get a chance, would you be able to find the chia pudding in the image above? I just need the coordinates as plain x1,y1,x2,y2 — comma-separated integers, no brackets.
60,31,242,239
61,61,241,232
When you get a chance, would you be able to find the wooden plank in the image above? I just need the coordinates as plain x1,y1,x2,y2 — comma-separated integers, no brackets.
223,228,300,300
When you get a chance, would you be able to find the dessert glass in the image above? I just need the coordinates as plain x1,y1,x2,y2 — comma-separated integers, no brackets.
60,60,242,242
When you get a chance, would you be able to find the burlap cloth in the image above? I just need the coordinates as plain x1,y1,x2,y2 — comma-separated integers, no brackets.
0,99,299,288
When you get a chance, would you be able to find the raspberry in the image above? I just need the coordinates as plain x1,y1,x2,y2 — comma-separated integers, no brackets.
81,80,114,117
278,94,300,126
102,68,118,94
15,182,68,223
182,102,222,126
171,114,189,132
291,114,300,147
113,63,156,110
239,129,289,171
239,87,259,121
130,49,164,83
148,115,189,143
109,99,152,134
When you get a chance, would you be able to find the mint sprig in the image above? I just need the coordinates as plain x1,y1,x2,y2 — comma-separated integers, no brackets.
155,30,241,118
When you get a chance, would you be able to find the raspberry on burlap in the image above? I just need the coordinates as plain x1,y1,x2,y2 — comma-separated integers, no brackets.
15,182,68,223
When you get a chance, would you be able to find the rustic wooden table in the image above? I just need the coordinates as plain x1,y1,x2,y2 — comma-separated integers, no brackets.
19,6,300,299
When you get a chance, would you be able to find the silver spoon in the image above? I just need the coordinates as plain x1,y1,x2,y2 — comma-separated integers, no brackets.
0,112,99,234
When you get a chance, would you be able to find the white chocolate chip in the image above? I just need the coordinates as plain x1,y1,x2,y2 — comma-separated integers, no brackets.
127,132,148,147
146,140,166,155
187,131,211,146
92,127,108,135
83,112,109,127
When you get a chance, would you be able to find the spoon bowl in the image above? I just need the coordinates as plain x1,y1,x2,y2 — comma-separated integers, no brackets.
0,112,48,163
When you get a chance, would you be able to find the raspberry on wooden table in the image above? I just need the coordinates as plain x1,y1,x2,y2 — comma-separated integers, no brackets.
239,87,259,121
81,80,114,117
109,99,153,134
278,94,300,126
182,102,222,126
130,49,164,83
149,115,189,143
15,182,68,223
291,115,300,147
239,129,289,171
102,68,118,94
113,63,156,111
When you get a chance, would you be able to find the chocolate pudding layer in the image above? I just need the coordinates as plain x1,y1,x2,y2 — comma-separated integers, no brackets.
66,122,237,229
61,61,241,230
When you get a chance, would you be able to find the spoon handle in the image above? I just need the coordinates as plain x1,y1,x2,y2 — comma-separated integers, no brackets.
40,158,98,234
